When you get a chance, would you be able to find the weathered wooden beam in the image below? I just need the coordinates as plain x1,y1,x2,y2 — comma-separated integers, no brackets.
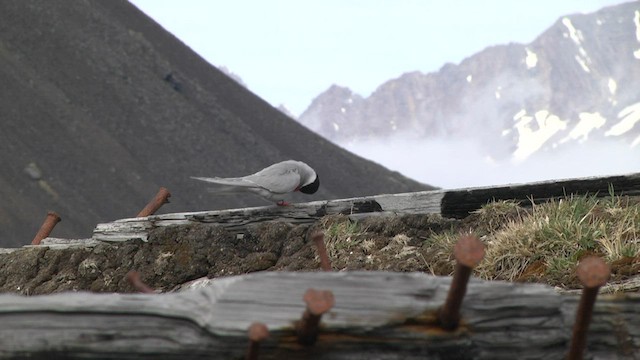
91,173,640,242
0,271,636,359
441,172,640,218
91,192,444,242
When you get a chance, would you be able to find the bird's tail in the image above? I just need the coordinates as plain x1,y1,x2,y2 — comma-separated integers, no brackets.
213,186,259,196
191,176,254,186
190,176,256,194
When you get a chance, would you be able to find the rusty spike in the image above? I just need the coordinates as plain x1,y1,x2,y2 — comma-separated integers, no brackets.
136,187,171,217
576,256,610,288
31,211,61,245
246,322,269,360
437,234,485,330
567,256,610,360
311,231,332,271
454,234,485,268
125,270,156,294
296,289,335,346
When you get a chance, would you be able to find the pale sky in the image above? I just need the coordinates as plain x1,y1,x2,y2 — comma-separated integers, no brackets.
129,0,626,116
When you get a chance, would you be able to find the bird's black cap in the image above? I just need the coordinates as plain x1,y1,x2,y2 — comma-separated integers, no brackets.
299,175,320,194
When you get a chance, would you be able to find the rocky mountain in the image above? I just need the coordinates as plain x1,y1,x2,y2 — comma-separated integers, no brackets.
0,1,430,247
298,2,640,162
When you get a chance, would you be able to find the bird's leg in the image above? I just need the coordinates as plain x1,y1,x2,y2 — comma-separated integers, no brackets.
276,200,291,206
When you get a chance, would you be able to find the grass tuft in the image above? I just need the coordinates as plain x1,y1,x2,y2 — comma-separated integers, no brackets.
419,231,459,276
318,215,367,260
314,193,639,290
471,199,524,234
475,194,640,287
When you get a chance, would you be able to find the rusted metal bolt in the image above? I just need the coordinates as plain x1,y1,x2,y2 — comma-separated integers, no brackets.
245,322,269,360
296,288,335,346
567,256,610,360
31,211,61,245
311,231,332,271
437,234,485,331
125,270,156,294
136,187,171,217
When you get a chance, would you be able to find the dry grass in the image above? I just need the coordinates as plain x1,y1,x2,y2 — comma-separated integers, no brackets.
471,199,524,234
418,232,459,276
320,215,367,260
318,215,430,271
315,193,639,289
475,194,640,287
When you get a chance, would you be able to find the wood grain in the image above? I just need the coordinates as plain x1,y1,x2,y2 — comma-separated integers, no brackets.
0,272,637,359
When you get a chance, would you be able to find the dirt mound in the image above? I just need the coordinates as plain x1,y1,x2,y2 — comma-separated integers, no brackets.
0,214,458,295
2,193,638,295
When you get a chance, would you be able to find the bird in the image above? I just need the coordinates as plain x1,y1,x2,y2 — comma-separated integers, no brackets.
191,160,320,206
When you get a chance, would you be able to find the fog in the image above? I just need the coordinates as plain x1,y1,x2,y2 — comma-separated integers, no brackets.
344,137,640,189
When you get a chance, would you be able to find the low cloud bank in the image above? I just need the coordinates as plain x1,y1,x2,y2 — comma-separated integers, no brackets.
344,137,640,189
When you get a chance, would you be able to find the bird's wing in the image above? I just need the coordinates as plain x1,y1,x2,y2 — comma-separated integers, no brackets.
190,176,258,188
246,165,301,194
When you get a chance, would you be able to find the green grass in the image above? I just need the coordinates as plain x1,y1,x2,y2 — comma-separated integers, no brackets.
418,231,459,276
316,193,640,289
320,216,367,259
475,194,640,286
471,199,524,234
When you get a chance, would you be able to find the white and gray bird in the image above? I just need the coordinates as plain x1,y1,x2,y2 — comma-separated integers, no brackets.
191,160,320,206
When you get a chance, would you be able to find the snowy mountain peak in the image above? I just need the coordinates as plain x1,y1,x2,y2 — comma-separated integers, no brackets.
298,1,640,162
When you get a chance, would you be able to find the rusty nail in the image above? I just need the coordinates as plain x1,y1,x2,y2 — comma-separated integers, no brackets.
296,288,335,346
567,256,610,360
136,187,171,217
31,211,61,245
125,270,156,294
437,234,485,330
245,322,269,360
311,231,332,271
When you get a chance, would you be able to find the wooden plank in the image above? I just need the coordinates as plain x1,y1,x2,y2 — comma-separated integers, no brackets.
36,237,103,248
441,172,640,218
91,192,445,242
91,173,639,242
0,271,637,359
93,219,155,242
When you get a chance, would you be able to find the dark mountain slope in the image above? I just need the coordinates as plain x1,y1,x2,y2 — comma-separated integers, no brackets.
0,0,429,247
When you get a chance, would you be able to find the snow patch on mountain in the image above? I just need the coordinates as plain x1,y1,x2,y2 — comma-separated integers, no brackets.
561,112,607,144
634,10,640,59
512,110,568,161
608,78,617,94
525,47,538,69
562,17,584,45
605,102,640,139
562,17,594,73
